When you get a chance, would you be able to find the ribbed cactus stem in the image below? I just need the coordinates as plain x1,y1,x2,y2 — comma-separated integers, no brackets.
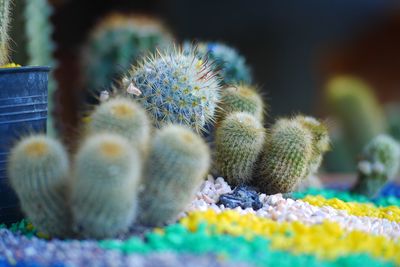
70,133,141,239
88,97,151,153
0,0,11,65
215,112,265,186
255,118,314,194
8,135,71,237
352,134,400,198
138,125,210,226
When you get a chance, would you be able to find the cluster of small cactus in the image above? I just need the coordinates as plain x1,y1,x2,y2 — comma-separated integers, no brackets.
0,0,12,65
83,14,172,93
8,97,210,238
352,134,400,198
193,42,252,85
119,46,221,133
213,80,330,193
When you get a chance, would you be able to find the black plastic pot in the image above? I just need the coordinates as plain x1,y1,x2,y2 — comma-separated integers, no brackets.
0,66,49,224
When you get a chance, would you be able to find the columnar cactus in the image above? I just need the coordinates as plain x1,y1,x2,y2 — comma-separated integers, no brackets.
215,112,265,186
83,14,172,93
219,84,265,122
193,42,252,85
121,47,221,133
88,97,151,153
255,118,314,194
352,134,400,198
70,133,141,239
24,0,57,135
138,125,210,226
8,135,71,237
326,76,386,155
0,0,12,65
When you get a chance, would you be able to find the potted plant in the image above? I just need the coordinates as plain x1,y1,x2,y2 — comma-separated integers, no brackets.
0,0,49,224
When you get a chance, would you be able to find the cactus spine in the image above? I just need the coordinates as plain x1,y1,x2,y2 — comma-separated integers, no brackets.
352,134,400,198
255,118,314,194
83,14,172,93
219,84,265,122
8,135,71,237
121,47,221,133
138,125,210,226
88,97,151,153
326,76,386,156
70,133,141,239
193,42,252,85
0,0,11,65
215,112,265,186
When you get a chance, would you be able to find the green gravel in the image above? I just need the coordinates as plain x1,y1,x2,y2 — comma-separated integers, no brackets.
100,223,394,267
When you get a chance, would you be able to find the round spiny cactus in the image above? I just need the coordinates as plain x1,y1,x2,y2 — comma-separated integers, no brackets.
215,112,265,186
120,46,221,133
83,13,172,93
8,135,71,237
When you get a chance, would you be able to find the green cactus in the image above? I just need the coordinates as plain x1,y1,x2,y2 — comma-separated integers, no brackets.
385,103,400,142
254,118,314,194
70,133,141,239
88,97,151,153
295,115,330,175
190,42,252,85
121,46,221,133
215,112,265,186
83,13,172,93
219,84,265,122
326,76,386,157
0,0,12,65
24,0,57,136
8,135,71,237
138,125,210,226
352,134,400,198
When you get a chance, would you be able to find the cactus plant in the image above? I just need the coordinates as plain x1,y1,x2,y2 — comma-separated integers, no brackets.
254,118,314,194
215,112,265,186
70,133,141,239
120,46,221,133
352,134,400,198
8,135,71,237
88,97,151,153
218,84,265,122
0,0,12,65
83,13,172,93
24,0,57,136
385,103,400,142
191,42,252,85
326,76,386,156
138,125,210,226
295,115,330,175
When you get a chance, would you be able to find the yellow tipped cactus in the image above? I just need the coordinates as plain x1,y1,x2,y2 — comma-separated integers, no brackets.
215,112,265,186
70,133,141,239
8,135,72,237
88,97,151,153
219,84,265,122
138,125,210,226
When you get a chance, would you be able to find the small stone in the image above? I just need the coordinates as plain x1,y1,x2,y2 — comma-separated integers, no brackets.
217,185,263,210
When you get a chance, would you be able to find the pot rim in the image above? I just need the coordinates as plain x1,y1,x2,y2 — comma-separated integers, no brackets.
0,66,51,74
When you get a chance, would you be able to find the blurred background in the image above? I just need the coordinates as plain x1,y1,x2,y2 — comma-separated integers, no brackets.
8,0,400,174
